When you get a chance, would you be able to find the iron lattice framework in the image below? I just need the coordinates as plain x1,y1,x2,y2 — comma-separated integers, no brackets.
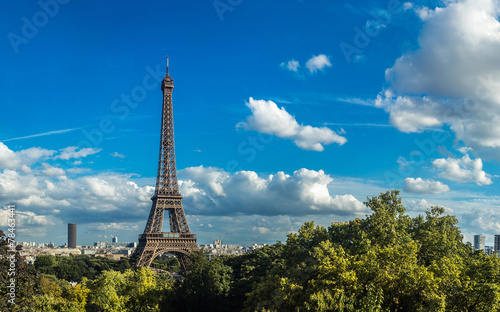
130,58,198,270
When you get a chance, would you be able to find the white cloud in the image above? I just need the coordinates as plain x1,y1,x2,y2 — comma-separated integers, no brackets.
406,198,433,213
17,195,71,209
0,209,56,227
457,147,473,154
414,6,441,20
378,0,500,154
67,167,91,174
432,154,493,185
280,60,300,72
0,141,369,244
253,226,270,234
306,54,332,73
90,222,139,232
462,205,500,235
364,19,387,33
3,128,79,142
237,98,347,151
17,147,56,164
111,152,125,158
54,146,101,160
281,54,331,78
404,177,450,194
375,93,443,133
41,163,66,178
179,166,367,216
0,142,20,169
0,143,154,223
397,156,413,170
403,2,414,11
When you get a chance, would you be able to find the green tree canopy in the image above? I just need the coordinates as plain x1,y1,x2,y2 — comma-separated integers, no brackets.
242,190,500,312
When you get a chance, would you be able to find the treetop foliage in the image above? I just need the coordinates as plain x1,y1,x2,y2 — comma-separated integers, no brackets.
2,191,500,311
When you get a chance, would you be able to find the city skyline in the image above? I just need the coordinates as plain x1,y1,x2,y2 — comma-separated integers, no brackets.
1,0,500,246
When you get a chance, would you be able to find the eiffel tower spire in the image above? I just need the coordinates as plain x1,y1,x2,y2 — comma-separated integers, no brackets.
154,56,180,197
130,58,198,270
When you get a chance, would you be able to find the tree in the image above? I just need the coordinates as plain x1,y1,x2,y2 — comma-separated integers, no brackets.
169,251,233,312
84,267,172,312
124,267,173,312
243,191,500,311
66,280,90,312
243,222,330,311
85,270,128,312
35,255,57,270
32,275,81,312
0,229,41,311
223,243,285,311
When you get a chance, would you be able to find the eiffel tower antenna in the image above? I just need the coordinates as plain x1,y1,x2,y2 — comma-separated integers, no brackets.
130,58,198,271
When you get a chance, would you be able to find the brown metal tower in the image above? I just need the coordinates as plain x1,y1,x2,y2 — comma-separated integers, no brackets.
130,58,198,270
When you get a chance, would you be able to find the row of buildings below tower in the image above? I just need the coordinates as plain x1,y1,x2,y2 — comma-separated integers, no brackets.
473,234,500,255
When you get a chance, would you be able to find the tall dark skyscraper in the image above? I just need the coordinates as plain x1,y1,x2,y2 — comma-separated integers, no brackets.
68,223,77,248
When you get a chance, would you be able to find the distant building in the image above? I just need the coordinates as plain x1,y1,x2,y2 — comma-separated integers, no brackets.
474,234,485,251
495,235,500,253
112,236,118,243
117,249,131,256
68,223,77,248
94,241,106,248
49,248,81,256
82,249,97,255
485,246,495,256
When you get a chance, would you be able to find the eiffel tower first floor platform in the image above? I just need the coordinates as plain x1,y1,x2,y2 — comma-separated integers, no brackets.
130,233,199,270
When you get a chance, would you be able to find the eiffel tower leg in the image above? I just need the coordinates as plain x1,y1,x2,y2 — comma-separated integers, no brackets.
136,250,156,267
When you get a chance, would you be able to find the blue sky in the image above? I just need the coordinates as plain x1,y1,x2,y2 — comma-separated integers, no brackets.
1,0,500,247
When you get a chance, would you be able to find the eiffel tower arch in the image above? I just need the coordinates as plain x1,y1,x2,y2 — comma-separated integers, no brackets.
130,58,198,270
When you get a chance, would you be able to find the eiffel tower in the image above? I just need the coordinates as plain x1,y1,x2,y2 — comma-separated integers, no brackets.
130,57,198,270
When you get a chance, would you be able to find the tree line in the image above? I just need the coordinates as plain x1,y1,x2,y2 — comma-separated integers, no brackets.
2,190,500,311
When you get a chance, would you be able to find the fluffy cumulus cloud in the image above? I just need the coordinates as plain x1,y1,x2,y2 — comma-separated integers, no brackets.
404,177,450,194
17,147,56,164
0,168,153,218
41,163,66,178
0,143,154,229
0,142,21,169
405,198,434,213
237,98,347,151
179,166,367,216
377,0,500,154
0,142,367,243
0,143,59,170
281,54,331,77
54,146,101,160
462,205,500,235
0,209,56,228
305,54,332,73
280,59,300,72
432,154,493,185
